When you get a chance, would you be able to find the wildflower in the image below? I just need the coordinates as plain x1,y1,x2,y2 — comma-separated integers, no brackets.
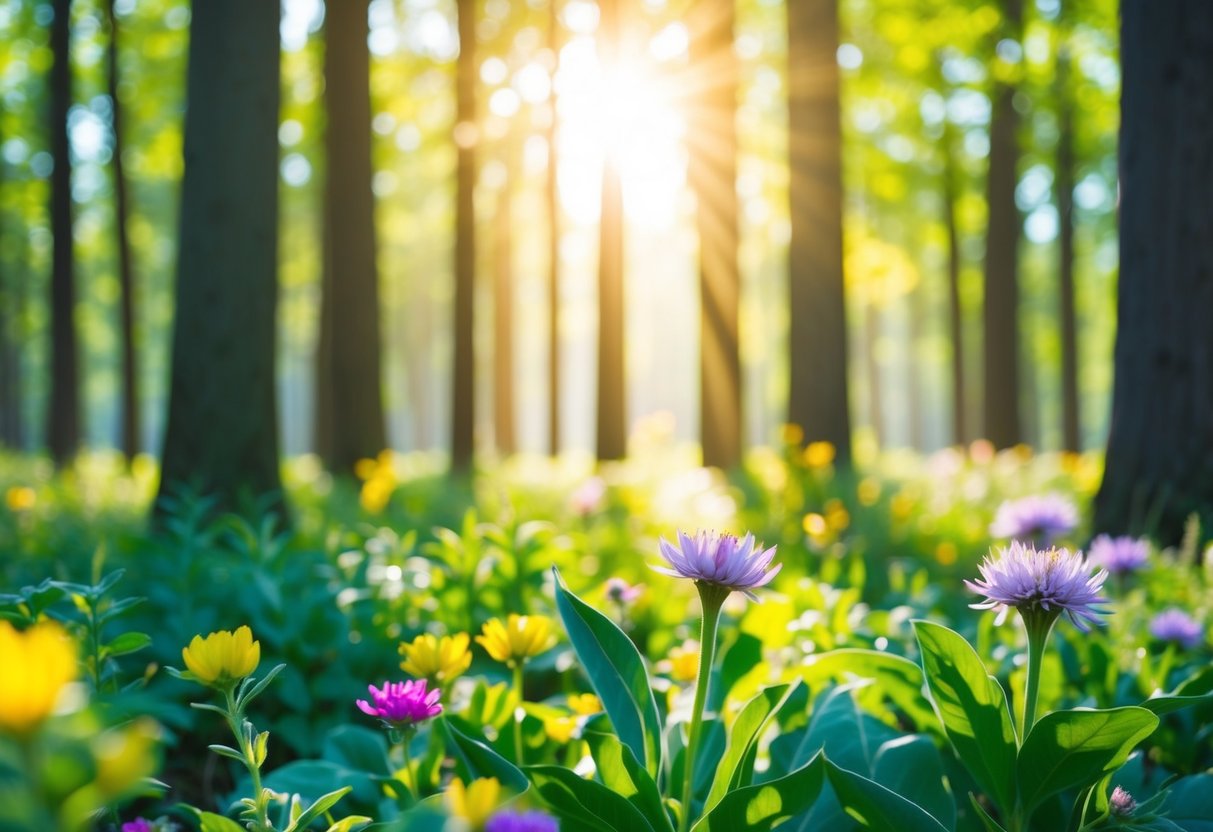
476,615,556,666
567,693,601,716
356,679,442,728
181,626,261,687
989,494,1079,543
4,485,36,512
1110,786,1137,817
94,718,160,795
653,530,780,602
0,620,77,733
398,632,472,685
447,777,501,830
605,577,642,606
485,810,560,832
544,715,577,743
966,541,1108,632
804,441,836,468
665,641,700,683
570,477,607,516
1149,609,1203,649
1088,535,1150,575
780,423,804,446
122,820,154,832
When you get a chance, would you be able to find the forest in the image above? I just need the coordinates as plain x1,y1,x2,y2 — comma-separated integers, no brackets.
2,0,1213,830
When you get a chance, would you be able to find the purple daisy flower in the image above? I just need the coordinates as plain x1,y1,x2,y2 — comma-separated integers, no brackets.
356,679,442,727
989,494,1079,543
486,811,560,832
1149,608,1203,649
605,577,643,605
1088,535,1150,575
966,541,1108,632
1110,786,1137,817
653,530,781,601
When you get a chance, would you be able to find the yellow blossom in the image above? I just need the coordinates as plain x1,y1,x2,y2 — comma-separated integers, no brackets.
567,693,602,716
825,499,850,532
446,777,501,830
804,441,836,469
935,541,958,566
94,718,160,795
476,615,555,665
181,626,260,686
0,620,77,733
399,632,472,684
857,477,882,506
667,641,699,683
4,486,36,512
544,715,577,743
780,423,804,447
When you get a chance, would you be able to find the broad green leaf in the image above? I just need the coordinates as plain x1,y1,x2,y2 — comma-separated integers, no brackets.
103,631,152,657
690,751,825,832
525,764,656,832
770,685,899,776
825,759,950,832
442,717,528,793
968,795,1008,832
1159,774,1213,832
799,648,937,731
178,808,245,832
1015,707,1158,816
1140,693,1213,716
322,724,392,777
913,621,1017,815
585,732,673,832
871,735,955,831
553,567,663,776
704,682,797,814
259,760,377,807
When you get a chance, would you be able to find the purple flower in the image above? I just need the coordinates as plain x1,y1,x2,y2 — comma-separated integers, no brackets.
989,494,1079,543
486,811,560,832
653,531,780,601
1110,786,1137,816
1150,608,1203,649
356,679,442,727
1088,535,1150,575
122,821,153,832
605,577,643,605
966,541,1108,632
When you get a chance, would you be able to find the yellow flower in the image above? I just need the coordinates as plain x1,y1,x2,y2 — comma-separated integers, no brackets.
94,718,160,795
399,632,472,684
0,620,77,733
4,486,36,512
544,714,577,743
567,693,601,716
780,423,804,447
804,441,836,469
447,777,501,830
181,626,261,686
476,615,556,665
857,477,882,506
667,641,699,683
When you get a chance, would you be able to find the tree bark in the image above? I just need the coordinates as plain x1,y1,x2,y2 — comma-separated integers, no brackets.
451,0,477,473
317,0,388,474
787,0,852,463
689,0,742,470
1094,1,1213,543
493,167,516,456
547,0,562,457
1056,36,1080,452
48,0,79,464
981,0,1024,449
596,0,627,461
154,0,283,521
105,0,139,461
942,118,966,446
0,109,17,449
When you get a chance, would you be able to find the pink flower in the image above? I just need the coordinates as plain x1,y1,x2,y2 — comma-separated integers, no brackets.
356,679,442,727
605,577,643,605
653,530,780,601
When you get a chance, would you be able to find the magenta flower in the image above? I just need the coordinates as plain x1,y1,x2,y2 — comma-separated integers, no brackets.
486,811,560,832
605,577,643,605
122,820,153,832
654,530,780,601
1110,786,1137,817
966,541,1108,632
356,679,442,727
1150,608,1203,649
1088,534,1150,575
989,494,1079,543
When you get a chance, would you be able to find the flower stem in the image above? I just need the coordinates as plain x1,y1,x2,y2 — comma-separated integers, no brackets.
222,687,270,832
1021,615,1055,737
513,661,527,766
679,583,726,832
400,730,418,803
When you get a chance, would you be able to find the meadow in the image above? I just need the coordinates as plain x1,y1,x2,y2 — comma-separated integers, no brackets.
3,436,1211,832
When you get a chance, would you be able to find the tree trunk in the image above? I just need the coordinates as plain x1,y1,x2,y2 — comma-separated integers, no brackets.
105,0,139,461
864,300,883,446
154,0,283,521
1056,36,1080,452
1094,1,1213,543
596,0,626,461
786,0,852,463
451,0,477,473
493,168,516,456
981,0,1024,449
689,0,742,470
317,0,387,474
0,110,17,449
48,0,79,464
547,0,562,457
942,118,966,446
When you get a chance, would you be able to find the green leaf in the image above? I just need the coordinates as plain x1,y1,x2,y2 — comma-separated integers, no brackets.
1159,774,1213,832
913,621,1017,815
1015,706,1158,816
585,732,674,832
103,631,152,658
178,807,246,832
553,567,663,776
287,787,353,832
799,648,937,731
824,759,950,832
968,794,1008,832
1140,692,1213,716
704,682,798,814
871,736,955,831
322,724,392,777
442,717,528,793
525,764,656,832
690,751,826,832
207,743,245,762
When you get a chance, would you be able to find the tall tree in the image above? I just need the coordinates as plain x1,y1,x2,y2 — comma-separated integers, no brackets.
981,0,1024,449
595,0,626,461
316,0,387,473
689,0,741,469
493,162,516,456
786,0,851,462
47,0,79,464
937,58,967,446
105,0,139,461
154,0,282,519
451,0,477,473
546,0,562,456
1094,1,1213,543
1055,14,1080,452
0,112,17,449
